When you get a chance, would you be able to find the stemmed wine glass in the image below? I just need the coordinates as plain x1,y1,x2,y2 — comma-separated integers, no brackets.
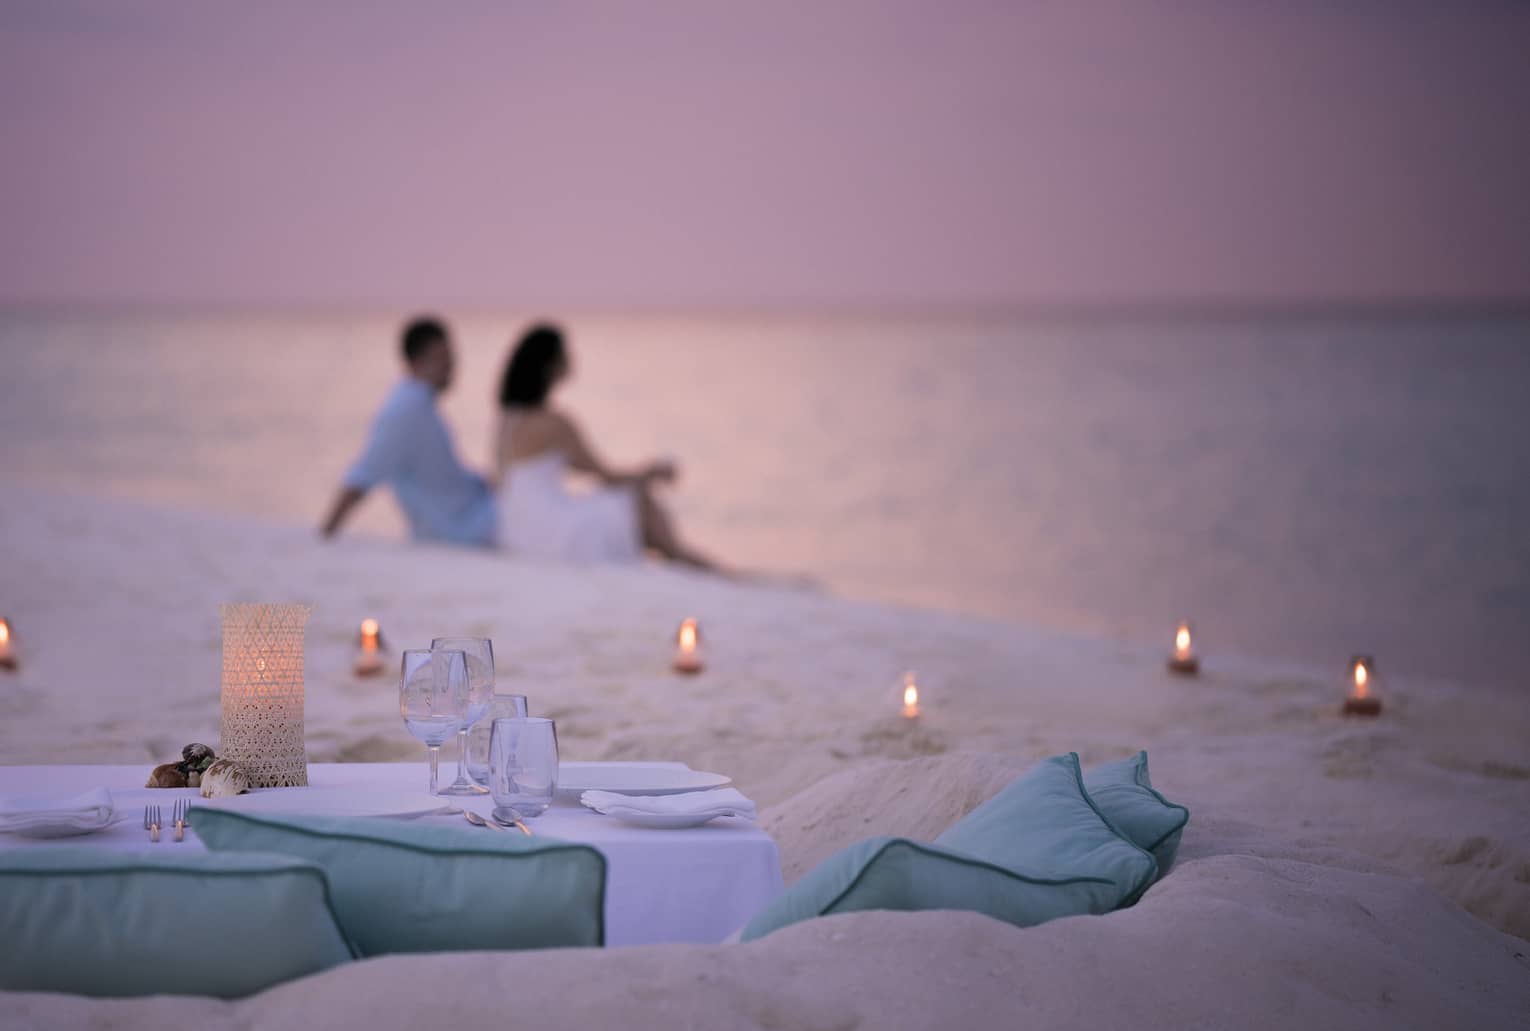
465,693,530,787
430,637,495,796
399,649,469,795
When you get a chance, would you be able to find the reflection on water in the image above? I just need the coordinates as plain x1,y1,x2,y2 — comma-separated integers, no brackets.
2,309,1528,689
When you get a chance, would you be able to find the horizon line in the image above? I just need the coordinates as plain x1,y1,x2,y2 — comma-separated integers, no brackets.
3,296,1530,326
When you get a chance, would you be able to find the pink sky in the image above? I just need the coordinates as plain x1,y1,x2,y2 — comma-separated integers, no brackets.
3,2,1528,310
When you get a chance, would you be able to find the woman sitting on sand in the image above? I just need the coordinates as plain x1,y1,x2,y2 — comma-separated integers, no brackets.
494,323,718,570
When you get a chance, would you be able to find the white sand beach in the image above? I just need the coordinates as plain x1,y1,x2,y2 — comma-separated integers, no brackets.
2,483,1528,1027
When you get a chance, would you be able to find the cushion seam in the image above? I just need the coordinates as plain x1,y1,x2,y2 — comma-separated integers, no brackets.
1129,753,1191,855
1068,753,1158,905
820,837,1118,918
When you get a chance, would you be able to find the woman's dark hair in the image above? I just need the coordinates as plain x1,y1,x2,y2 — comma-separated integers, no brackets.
499,323,567,408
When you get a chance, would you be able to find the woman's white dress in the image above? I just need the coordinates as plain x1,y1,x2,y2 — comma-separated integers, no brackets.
497,450,642,562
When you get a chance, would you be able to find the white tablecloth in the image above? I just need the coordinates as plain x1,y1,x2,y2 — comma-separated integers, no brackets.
0,762,783,947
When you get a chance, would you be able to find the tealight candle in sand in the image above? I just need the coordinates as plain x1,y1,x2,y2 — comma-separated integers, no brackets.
0,617,15,671
1342,655,1382,716
353,618,386,677
901,671,921,719
672,618,704,674
1166,621,1199,675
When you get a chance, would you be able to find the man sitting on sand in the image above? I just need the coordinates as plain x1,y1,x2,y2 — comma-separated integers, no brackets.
320,316,496,547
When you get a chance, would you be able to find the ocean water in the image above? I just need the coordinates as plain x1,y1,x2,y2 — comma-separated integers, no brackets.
2,309,1527,690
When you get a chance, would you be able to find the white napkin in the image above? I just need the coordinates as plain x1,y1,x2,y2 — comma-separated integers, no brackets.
0,787,118,838
580,787,756,820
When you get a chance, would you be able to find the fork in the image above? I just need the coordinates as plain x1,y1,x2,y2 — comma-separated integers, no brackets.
171,798,188,842
144,804,161,843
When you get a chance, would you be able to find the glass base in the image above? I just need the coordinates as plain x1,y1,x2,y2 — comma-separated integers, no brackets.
438,777,489,796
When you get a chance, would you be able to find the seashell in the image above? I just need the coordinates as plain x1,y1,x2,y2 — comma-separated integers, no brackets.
187,771,202,788
146,762,189,789
181,743,216,769
200,758,251,798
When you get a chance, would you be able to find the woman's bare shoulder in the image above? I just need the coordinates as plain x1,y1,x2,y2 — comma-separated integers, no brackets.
501,406,560,453
505,406,562,429
547,406,584,431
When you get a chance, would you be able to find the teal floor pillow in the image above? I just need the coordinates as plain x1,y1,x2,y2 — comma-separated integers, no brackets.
0,848,354,998
742,753,1156,942
1084,751,1189,873
194,809,606,955
935,752,1157,904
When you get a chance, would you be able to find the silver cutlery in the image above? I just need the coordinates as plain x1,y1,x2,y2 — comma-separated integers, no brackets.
143,804,161,843
171,798,188,842
490,810,533,837
463,810,503,832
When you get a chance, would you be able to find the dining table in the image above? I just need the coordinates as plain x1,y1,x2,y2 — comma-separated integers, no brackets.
0,761,784,947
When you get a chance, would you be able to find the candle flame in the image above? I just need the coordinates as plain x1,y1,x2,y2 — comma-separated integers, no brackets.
1353,661,1369,698
360,618,379,639
678,619,698,652
1175,625,1191,654
903,682,919,708
0,620,9,646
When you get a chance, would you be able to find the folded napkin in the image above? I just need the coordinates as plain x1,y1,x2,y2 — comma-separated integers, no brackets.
0,787,117,838
580,787,756,820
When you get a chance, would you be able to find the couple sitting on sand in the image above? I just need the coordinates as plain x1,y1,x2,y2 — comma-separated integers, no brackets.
321,316,718,571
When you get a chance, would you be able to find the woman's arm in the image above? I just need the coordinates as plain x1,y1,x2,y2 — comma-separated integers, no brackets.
559,413,674,487
320,486,367,539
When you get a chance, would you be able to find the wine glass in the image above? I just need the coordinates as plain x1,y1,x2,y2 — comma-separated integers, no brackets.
488,717,559,820
430,637,495,796
399,649,469,795
465,693,529,787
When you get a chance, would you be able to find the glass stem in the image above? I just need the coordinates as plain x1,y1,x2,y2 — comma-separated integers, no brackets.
428,745,441,795
455,728,469,784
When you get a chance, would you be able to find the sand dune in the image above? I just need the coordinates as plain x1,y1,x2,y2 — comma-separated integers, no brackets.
1,484,1527,1025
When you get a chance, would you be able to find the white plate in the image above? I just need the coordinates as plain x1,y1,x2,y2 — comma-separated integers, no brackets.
597,808,744,829
192,787,450,819
555,765,731,797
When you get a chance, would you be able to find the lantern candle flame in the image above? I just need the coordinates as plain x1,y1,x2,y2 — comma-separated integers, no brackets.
672,618,704,674
1342,655,1382,716
0,617,14,671
1166,620,1199,675
901,671,921,719
353,618,385,677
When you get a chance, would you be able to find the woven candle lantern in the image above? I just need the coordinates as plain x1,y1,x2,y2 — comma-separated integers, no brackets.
219,603,311,787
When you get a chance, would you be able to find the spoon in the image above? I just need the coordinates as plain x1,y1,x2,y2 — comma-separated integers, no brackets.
463,810,503,832
490,810,534,836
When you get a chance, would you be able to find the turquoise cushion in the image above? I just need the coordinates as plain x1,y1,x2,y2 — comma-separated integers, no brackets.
1084,751,1190,872
936,752,1156,904
194,810,606,954
742,754,1156,942
0,848,353,998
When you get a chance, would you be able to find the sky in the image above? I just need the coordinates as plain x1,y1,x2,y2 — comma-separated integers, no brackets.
2,2,1528,311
